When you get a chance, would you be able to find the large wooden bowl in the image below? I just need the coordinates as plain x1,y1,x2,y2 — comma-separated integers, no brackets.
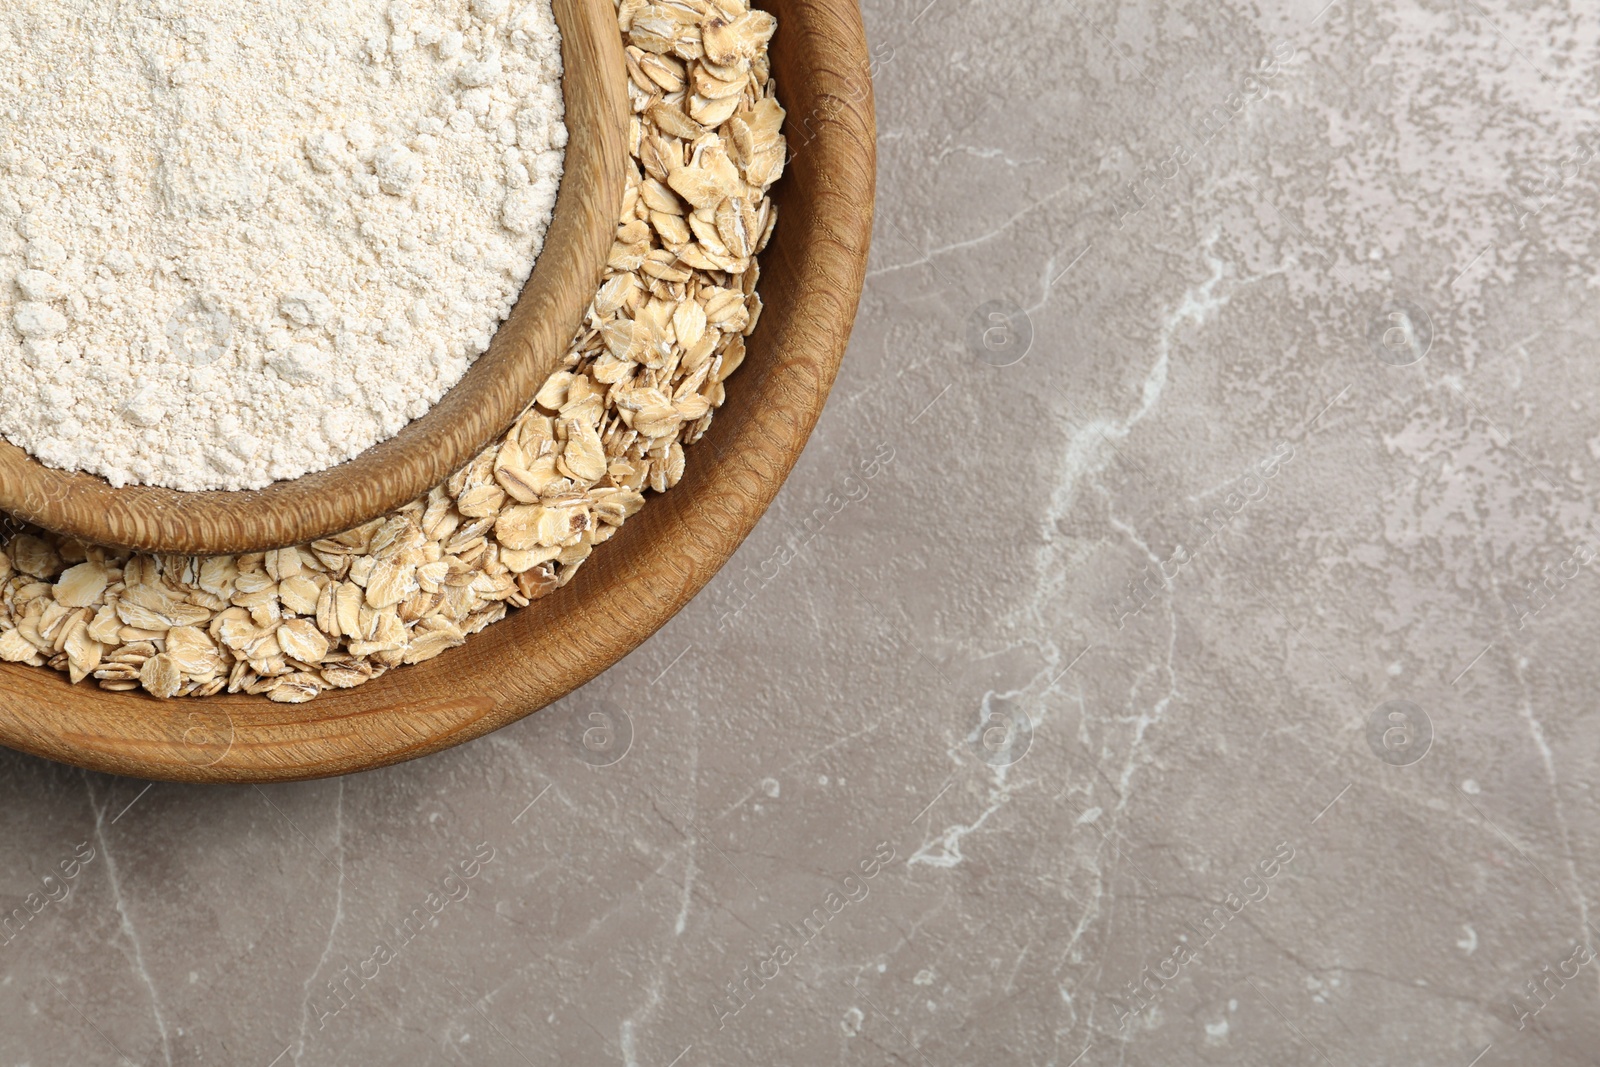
0,0,629,556
0,0,876,782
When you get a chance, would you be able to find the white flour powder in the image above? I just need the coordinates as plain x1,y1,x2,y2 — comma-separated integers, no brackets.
0,0,565,490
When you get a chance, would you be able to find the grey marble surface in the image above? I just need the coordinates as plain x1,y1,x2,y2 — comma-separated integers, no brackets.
7,0,1600,1063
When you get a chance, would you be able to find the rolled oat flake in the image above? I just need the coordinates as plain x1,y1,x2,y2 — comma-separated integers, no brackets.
0,0,567,490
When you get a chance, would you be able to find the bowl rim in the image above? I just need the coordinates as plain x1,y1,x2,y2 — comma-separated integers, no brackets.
0,0,630,557
0,0,875,783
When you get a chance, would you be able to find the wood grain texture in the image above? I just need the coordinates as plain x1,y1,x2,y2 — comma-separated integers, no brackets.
0,0,876,783
0,0,630,556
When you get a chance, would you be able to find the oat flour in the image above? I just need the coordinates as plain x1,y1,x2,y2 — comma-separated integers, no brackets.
0,0,566,490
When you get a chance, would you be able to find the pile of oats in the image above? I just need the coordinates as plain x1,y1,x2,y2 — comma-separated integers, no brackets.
0,0,785,703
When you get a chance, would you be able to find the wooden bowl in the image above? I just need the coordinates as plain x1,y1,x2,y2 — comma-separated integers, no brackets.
0,0,630,557
0,0,875,782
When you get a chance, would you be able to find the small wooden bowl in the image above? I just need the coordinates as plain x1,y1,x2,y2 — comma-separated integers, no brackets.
0,0,875,782
0,0,630,556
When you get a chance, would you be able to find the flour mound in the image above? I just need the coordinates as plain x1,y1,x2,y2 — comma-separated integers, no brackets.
0,0,566,490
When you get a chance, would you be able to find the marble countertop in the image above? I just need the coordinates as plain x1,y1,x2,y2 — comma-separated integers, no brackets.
6,0,1600,1063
